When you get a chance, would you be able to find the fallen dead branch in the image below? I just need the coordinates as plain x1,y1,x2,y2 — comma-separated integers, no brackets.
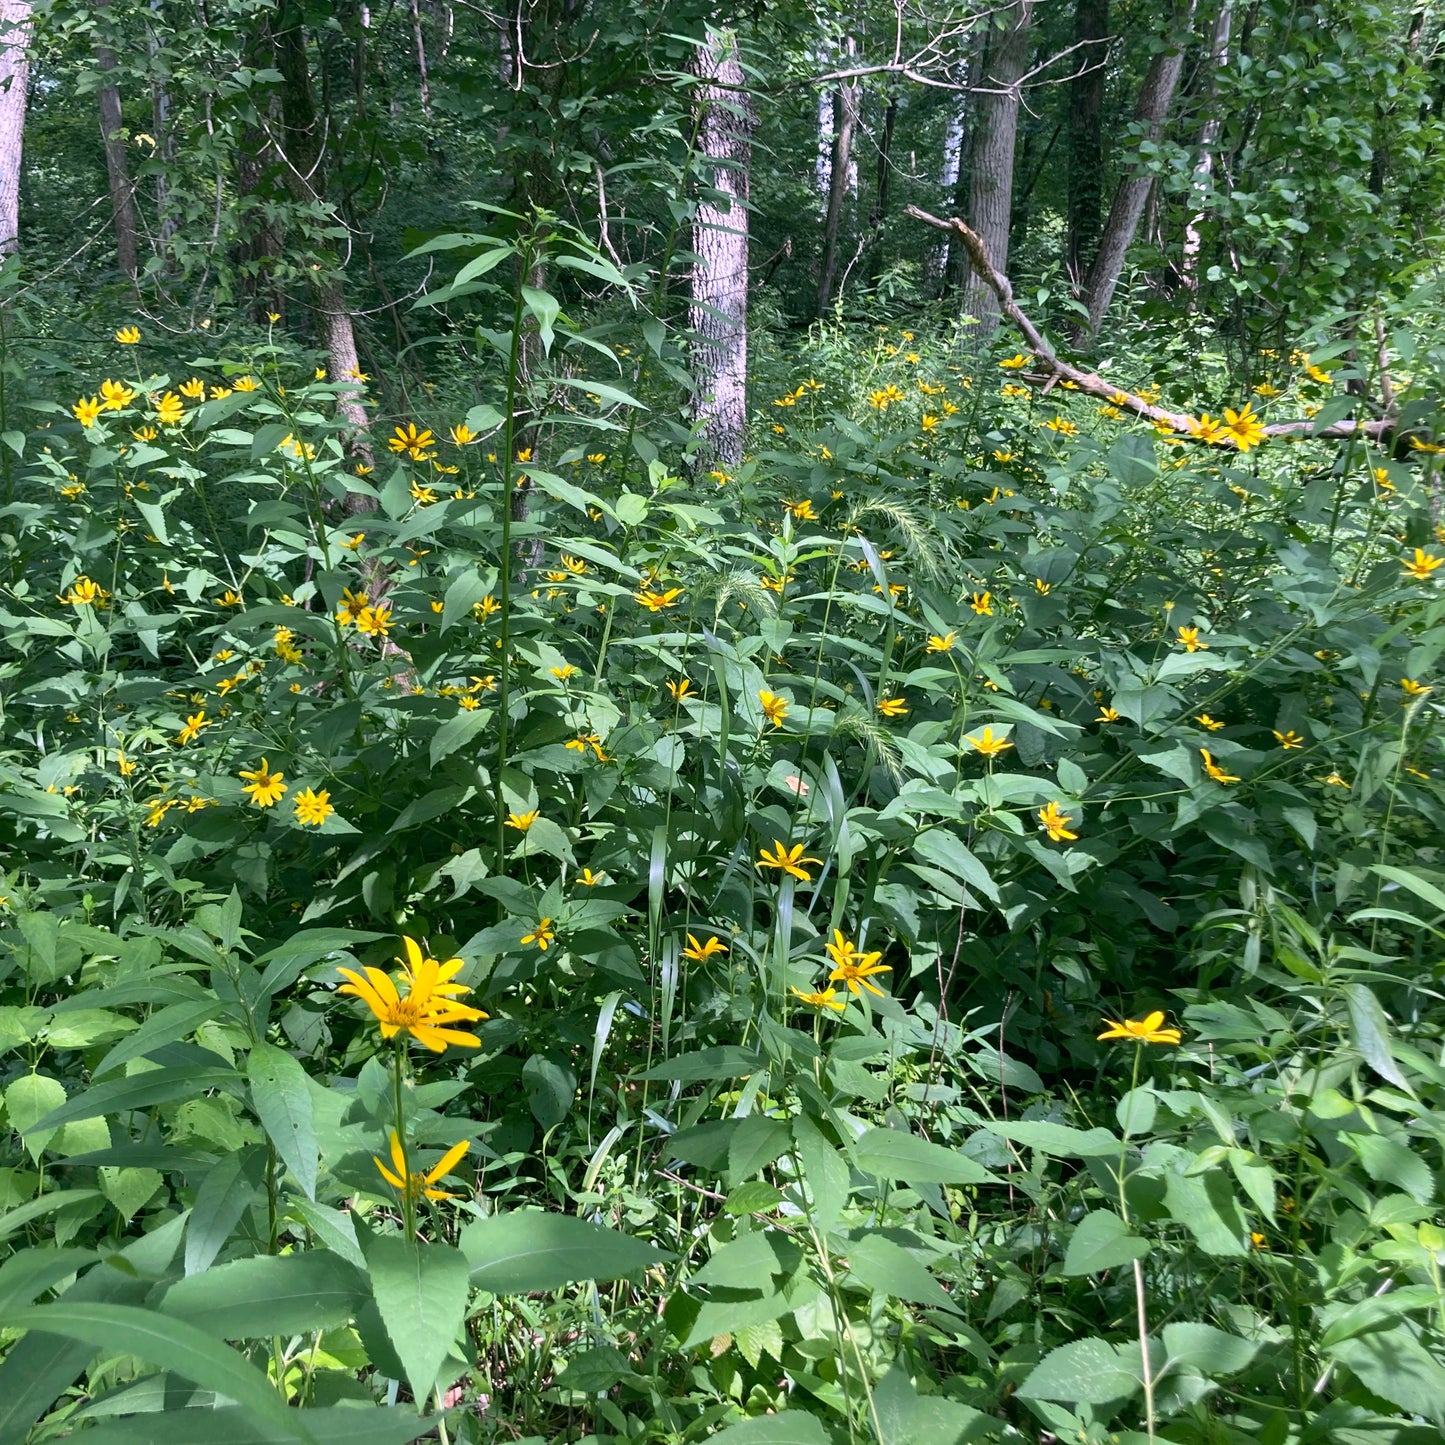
904,205,1397,447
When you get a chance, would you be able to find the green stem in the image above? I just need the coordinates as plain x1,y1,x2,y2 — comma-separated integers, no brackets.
392,1040,416,1241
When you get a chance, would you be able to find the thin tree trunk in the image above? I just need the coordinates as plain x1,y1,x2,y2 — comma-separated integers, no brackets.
1066,0,1108,282
272,0,375,500
1078,0,1198,341
814,74,832,205
816,39,859,315
95,2,139,279
1181,0,1232,288
408,0,431,119
0,0,33,257
929,107,964,286
689,28,753,468
866,93,898,278
959,0,1034,331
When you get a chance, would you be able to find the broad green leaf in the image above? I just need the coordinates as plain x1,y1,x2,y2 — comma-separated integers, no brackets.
855,1127,999,1184
247,1042,318,1200
429,706,490,766
361,1233,470,1407
0,1248,95,1316
163,1250,367,1338
1347,1131,1435,1204
0,1189,102,1245
705,1414,829,1445
521,1053,576,1129
1344,983,1412,1092
1016,1337,1138,1405
1061,1210,1151,1276
1330,1325,1445,1421
460,1211,662,1293
844,1234,951,1307
71,1405,437,1445
1162,1168,1248,1256
29,1067,238,1131
93,999,223,1078
4,1304,310,1442
1161,1321,1259,1376
874,1361,993,1444
634,1045,763,1081
982,1120,1121,1158
4,1073,66,1159
185,1147,267,1276
792,1114,849,1231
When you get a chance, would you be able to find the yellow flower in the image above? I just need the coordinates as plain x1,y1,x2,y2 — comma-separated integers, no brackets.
116,751,137,777
506,810,538,832
145,798,173,827
1096,706,1121,723
294,787,334,826
216,589,244,608
826,933,891,996
877,695,908,719
682,934,728,962
515,447,533,463
238,757,287,808
337,936,485,1051
758,690,788,727
345,366,370,382
410,479,438,505
926,632,956,653
336,587,369,627
176,711,209,744
471,594,500,619
179,377,205,400
209,385,232,400
970,591,993,616
786,499,818,521
340,532,365,551
114,326,141,344
756,840,823,883
73,396,104,427
1273,729,1304,750
59,575,109,606
356,604,392,637
233,375,260,392
1402,548,1444,581
1200,748,1240,784
1409,437,1445,456
790,985,846,1011
1322,771,1351,788
560,554,587,575
154,392,185,426
521,917,555,950
1176,625,1207,652
1097,1011,1181,1045
1221,403,1266,452
1044,417,1078,436
666,678,694,701
374,1132,470,1201
457,695,480,710
999,353,1029,369
550,664,578,681
967,727,1013,757
634,587,684,611
1037,801,1078,842
1401,678,1432,698
1034,579,1051,595
132,425,158,442
389,423,437,461
1304,363,1332,386
588,452,608,464
99,379,136,411
1196,714,1225,731
866,383,907,410
920,413,939,432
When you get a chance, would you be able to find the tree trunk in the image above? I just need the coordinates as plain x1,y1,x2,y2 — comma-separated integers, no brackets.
0,0,32,257
928,107,964,287
1066,0,1108,282
866,93,898,279
689,28,753,469
95,2,138,279
1077,0,1198,342
815,39,858,315
1181,0,1232,289
407,0,431,120
272,0,376,499
959,0,1034,331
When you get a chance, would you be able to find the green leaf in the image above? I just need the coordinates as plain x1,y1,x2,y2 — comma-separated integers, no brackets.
1347,1131,1435,1204
429,706,490,766
254,929,389,999
0,1190,100,1246
845,1234,951,1307
521,1053,576,1129
792,1114,849,1232
247,1042,318,1200
93,999,224,1078
1344,983,1412,1092
185,1147,267,1276
1330,1324,1445,1421
910,830,1000,903
1161,1322,1259,1376
854,1127,998,1184
0,1248,95,1316
361,1233,470,1407
634,1045,763,1081
705,1414,829,1445
4,1304,311,1442
521,285,560,353
1162,1167,1248,1256
163,1251,367,1338
874,1361,993,1444
982,1120,1122,1158
1016,1337,1138,1405
459,1211,662,1293
1061,1211,1151,1276
4,1073,67,1159
29,1067,238,1131
70,1405,438,1445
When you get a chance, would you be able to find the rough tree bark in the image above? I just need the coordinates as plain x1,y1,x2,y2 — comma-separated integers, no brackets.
1066,0,1108,283
815,37,859,315
1077,0,1198,342
0,0,33,257
689,28,753,469
95,1,138,278
1181,0,1233,289
959,0,1034,331
271,0,376,501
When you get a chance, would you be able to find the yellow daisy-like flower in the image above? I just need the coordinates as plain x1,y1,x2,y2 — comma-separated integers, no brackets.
1221,403,1266,452
374,1132,471,1201
154,392,185,426
59,575,110,607
1401,678,1432,698
966,727,1013,757
666,678,694,701
790,985,846,1012
634,587,684,612
238,757,287,808
577,868,606,887
356,604,392,637
114,326,141,344
337,936,486,1051
335,587,369,626
1098,1010,1181,1045
232,375,260,392
389,423,437,461
786,499,818,521
756,840,822,883
550,664,578,681
827,937,891,996
506,810,538,832
209,385,232,400
926,632,956,653
521,917,555,950
877,696,908,719
682,934,728,962
176,711,209,745
99,379,136,411
448,422,477,445
560,554,587,575
1200,748,1240,784
1044,417,1078,436
758,690,788,727
216,589,244,608
1096,706,1121,723
970,591,993,615
515,447,533,463
999,353,1029,369
1176,625,1207,652
410,479,438,505
179,377,205,400
1273,729,1304,750
72,396,104,427
132,425,158,442
294,787,334,826
1196,714,1225,731
1402,548,1444,581
1037,801,1079,842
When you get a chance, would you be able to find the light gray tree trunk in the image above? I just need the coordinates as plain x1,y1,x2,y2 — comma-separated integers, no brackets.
959,0,1034,331
689,28,753,468
928,108,965,285
1182,0,1233,289
816,40,859,315
0,0,33,257
1078,0,1198,341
